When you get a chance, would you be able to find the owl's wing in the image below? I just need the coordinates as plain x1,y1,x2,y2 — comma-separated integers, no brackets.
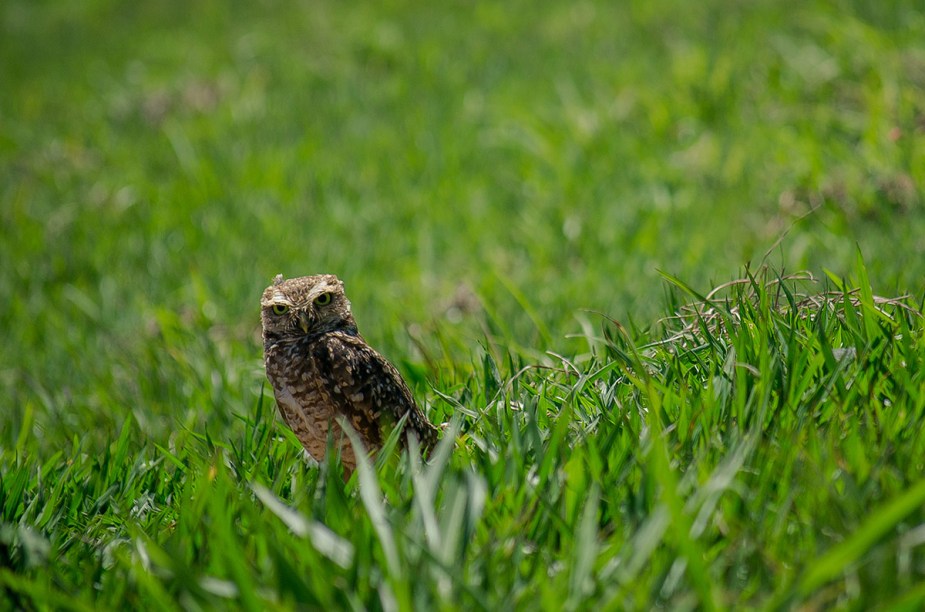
311,331,438,452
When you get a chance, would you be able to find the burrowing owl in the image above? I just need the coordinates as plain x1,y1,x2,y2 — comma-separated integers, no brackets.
261,274,438,472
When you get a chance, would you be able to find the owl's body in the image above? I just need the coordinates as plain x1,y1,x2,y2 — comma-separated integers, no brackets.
261,274,438,472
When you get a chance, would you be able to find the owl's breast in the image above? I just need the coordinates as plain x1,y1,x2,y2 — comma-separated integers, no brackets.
264,339,342,461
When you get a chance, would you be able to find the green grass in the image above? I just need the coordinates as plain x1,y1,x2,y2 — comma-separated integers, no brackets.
2,0,925,608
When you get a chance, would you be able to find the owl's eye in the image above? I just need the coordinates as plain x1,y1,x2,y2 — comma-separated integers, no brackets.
271,304,289,315
314,293,333,306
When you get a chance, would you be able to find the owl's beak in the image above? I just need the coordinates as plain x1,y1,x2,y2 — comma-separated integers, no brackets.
298,310,313,334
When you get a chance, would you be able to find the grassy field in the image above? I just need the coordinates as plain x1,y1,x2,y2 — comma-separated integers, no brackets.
2,0,925,608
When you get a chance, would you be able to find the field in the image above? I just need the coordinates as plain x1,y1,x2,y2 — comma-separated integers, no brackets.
2,0,925,608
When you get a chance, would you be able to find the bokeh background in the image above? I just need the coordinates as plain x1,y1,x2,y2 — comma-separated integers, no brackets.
2,0,923,448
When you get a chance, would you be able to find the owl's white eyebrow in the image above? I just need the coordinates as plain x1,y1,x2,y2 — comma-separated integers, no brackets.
309,286,334,297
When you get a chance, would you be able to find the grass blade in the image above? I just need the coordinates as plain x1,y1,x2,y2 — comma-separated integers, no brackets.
798,478,925,597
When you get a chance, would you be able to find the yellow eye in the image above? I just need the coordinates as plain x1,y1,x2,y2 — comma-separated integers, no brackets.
314,293,332,306
271,304,289,315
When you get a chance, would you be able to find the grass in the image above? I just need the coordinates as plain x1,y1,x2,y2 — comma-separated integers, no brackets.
2,0,925,608
3,263,925,609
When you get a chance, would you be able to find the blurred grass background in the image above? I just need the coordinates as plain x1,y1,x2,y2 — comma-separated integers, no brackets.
1,0,923,446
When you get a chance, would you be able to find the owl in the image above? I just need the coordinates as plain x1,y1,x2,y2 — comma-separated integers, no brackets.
261,274,439,473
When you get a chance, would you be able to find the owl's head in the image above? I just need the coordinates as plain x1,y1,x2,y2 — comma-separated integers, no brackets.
260,274,357,342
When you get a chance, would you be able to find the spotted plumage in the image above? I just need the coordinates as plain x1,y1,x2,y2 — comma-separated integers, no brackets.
261,274,438,472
